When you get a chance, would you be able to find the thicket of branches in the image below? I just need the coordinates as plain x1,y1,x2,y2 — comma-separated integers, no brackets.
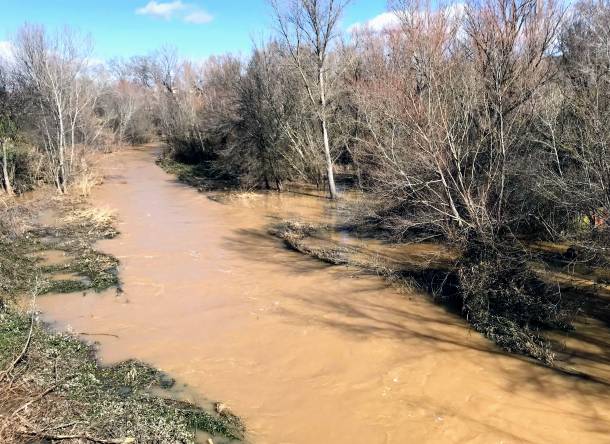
2,0,610,362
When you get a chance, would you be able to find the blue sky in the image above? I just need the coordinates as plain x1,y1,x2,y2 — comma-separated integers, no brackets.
0,1,389,61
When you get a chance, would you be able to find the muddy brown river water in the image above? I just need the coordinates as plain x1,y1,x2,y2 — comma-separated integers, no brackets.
37,146,610,443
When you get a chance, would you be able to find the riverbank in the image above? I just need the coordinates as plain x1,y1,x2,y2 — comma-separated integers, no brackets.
0,190,244,443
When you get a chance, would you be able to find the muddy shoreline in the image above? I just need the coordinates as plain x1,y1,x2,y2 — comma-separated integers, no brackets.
0,191,244,443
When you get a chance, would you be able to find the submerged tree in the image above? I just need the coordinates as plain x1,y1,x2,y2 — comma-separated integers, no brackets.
351,0,566,361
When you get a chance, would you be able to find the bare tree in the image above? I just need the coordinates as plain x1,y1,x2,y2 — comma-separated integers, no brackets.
12,24,94,193
0,65,15,195
0,119,16,196
350,0,566,361
99,76,151,145
271,0,351,199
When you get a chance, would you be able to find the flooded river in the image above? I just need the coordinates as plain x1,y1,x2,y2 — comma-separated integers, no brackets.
38,146,610,443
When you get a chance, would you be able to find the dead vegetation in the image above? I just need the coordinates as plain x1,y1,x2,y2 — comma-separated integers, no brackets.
270,221,350,266
269,220,440,289
0,311,244,444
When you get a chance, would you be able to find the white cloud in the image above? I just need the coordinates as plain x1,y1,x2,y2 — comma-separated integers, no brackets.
348,4,465,34
86,57,106,68
0,41,14,62
184,10,213,24
136,1,213,24
136,1,186,20
348,12,400,33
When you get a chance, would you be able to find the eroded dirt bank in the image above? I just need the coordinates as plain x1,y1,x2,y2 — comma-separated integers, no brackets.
38,146,610,443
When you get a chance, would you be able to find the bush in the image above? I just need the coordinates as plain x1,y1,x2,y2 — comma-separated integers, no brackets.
457,239,574,363
1,143,40,194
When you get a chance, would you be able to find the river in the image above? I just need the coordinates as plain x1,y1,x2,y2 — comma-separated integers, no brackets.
37,146,610,443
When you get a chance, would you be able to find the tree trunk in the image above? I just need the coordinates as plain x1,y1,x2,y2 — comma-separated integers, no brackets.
321,118,337,199
318,70,337,200
54,93,67,194
58,115,67,194
1,139,14,196
70,116,77,179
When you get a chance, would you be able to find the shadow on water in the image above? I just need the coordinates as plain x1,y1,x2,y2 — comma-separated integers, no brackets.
223,227,334,274
223,224,610,402
279,281,610,436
